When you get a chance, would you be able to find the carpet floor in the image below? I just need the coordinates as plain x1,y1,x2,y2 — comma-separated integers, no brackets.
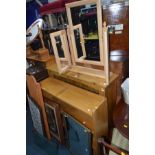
26,108,72,155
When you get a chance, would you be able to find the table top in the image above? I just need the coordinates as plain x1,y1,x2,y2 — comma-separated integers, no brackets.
40,77,106,117
110,50,129,62
113,98,129,139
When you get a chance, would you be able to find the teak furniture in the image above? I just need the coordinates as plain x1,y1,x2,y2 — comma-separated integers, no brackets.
103,2,129,53
113,99,129,140
50,0,110,84
98,137,129,155
110,50,129,101
26,19,43,46
44,98,64,143
26,18,51,61
50,30,71,74
27,95,45,136
66,0,104,64
26,53,55,68
98,99,129,155
40,77,108,155
47,59,118,129
26,75,51,140
26,1,122,155
29,27,50,60
63,112,92,155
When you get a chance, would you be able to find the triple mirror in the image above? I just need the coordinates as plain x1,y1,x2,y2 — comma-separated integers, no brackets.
66,0,104,66
50,0,109,84
50,30,71,74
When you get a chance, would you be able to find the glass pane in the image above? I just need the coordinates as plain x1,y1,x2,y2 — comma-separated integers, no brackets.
45,105,58,135
71,4,100,61
74,28,83,58
55,36,65,58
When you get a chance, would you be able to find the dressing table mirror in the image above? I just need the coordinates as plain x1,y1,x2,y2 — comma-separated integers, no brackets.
26,18,50,60
26,18,44,46
66,0,103,64
50,29,71,74
66,0,109,84
49,0,110,84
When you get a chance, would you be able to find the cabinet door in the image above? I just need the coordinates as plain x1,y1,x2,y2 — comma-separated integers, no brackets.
27,95,45,136
45,100,64,144
63,113,92,155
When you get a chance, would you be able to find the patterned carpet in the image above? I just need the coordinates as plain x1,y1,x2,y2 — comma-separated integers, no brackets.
26,108,72,155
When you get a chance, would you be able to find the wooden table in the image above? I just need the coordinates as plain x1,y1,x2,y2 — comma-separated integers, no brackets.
27,53,119,134
113,99,129,139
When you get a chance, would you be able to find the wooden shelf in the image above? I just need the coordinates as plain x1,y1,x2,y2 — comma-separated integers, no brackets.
26,54,54,62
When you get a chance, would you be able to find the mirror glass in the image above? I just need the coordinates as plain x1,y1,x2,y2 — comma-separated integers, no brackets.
70,4,100,61
26,19,43,45
73,28,83,58
55,36,65,58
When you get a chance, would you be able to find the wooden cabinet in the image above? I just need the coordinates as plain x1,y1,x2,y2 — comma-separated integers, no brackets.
26,75,51,140
103,2,129,102
40,77,108,155
47,63,118,130
103,2,129,53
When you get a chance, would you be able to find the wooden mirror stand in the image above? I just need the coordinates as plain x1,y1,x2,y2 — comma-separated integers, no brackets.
50,0,110,85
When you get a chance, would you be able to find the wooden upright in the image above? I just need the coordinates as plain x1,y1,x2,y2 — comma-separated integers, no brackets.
26,75,51,140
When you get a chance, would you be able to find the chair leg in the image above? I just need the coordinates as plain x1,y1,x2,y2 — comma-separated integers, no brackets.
98,138,129,155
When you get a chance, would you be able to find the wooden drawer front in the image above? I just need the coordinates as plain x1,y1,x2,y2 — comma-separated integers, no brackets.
58,100,93,132
63,113,92,155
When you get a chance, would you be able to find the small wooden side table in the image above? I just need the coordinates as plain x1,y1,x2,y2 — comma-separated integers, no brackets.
113,99,129,139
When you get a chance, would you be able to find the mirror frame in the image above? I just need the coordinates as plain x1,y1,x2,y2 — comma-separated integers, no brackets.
72,24,86,60
26,18,44,45
66,0,109,84
50,30,71,74
66,0,104,66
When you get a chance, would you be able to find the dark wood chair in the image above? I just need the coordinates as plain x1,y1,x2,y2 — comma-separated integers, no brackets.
98,137,129,155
